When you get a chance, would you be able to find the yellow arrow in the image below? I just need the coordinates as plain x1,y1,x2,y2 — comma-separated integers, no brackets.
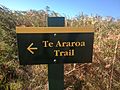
27,43,38,54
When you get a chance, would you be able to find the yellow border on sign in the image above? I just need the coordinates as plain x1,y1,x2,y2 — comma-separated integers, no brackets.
16,27,94,33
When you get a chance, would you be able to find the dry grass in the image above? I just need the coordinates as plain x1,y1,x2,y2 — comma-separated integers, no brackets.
0,5,120,90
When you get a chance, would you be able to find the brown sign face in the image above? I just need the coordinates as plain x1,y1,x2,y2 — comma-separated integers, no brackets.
16,27,94,65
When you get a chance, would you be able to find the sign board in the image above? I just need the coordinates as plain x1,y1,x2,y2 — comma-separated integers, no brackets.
16,27,94,65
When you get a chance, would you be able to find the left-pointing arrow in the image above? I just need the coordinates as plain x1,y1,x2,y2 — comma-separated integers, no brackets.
27,43,38,54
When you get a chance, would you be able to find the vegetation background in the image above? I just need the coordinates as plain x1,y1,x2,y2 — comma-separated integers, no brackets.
0,5,120,90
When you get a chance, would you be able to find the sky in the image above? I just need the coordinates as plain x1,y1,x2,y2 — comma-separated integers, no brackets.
0,0,120,18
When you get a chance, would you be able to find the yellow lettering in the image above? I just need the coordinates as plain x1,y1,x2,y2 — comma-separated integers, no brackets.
54,50,60,56
75,42,81,46
43,40,86,48
81,41,85,46
54,49,75,56
49,42,53,47
71,42,76,47
62,42,67,47
42,41,48,47
42,41,54,47
63,51,68,56
60,51,65,56
56,41,62,47
72,49,74,56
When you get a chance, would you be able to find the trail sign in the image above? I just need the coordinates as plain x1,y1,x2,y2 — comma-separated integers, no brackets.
16,27,94,65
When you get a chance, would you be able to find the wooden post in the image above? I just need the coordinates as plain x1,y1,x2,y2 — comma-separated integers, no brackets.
48,17,65,90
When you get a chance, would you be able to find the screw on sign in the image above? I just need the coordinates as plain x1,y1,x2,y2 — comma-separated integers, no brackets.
16,27,94,64
16,17,94,90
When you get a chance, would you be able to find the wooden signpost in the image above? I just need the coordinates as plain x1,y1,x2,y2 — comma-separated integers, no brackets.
16,17,94,90
48,17,64,90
